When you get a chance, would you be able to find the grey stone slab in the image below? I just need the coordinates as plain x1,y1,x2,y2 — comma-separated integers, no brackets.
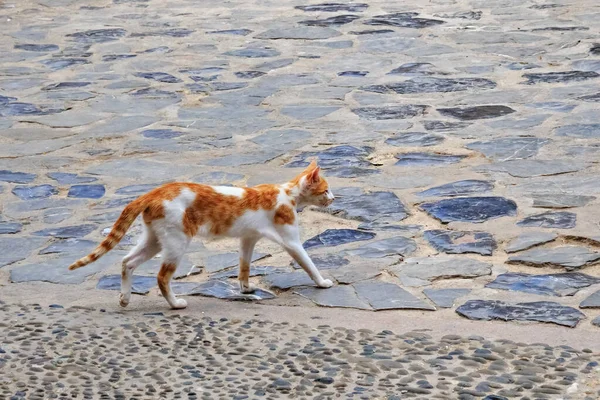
507,246,600,270
395,152,466,167
3,199,86,219
303,229,375,250
135,255,201,279
210,266,284,280
33,224,97,239
522,71,599,85
86,159,196,180
357,223,422,234
438,105,515,120
202,252,269,273
594,316,600,327
466,137,549,161
352,105,428,120
204,150,285,167
343,236,417,258
295,286,371,310
0,222,22,234
47,172,97,184
263,271,317,290
11,184,57,200
280,106,340,120
580,290,600,308
423,288,470,308
526,102,577,113
363,77,495,94
486,272,600,297
420,197,517,224
286,145,375,178
296,3,369,12
11,251,124,284
320,187,409,223
532,194,595,209
328,264,384,284
456,300,585,328
506,232,558,253
517,211,576,229
250,129,311,150
424,230,496,256
555,124,600,138
353,281,435,311
0,237,47,267
97,274,156,295
19,110,106,128
292,254,349,270
478,160,584,178
365,12,444,29
0,138,81,158
39,239,96,255
485,114,550,130
0,170,36,184
417,180,493,198
255,27,341,40
175,280,275,301
392,256,492,287
300,15,360,26
115,183,162,196
572,60,600,72
192,172,245,184
423,120,472,132
385,132,445,147
85,116,159,137
224,47,281,58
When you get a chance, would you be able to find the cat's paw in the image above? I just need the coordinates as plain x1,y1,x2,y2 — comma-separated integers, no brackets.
317,279,333,288
171,298,188,309
240,282,256,294
119,293,130,307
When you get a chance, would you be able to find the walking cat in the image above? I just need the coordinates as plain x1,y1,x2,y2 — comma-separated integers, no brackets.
69,161,335,309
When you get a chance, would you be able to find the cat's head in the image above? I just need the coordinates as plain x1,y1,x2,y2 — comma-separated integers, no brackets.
293,160,335,207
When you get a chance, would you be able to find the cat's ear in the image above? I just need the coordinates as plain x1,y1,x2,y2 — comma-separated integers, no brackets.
307,159,318,170
306,166,321,185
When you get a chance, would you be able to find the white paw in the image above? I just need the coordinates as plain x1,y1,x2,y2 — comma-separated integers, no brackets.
119,293,130,308
171,298,188,309
240,283,256,294
317,279,333,288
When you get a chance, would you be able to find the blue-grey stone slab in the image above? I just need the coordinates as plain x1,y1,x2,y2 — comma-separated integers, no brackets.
131,28,194,38
486,272,600,297
322,187,409,223
134,72,181,83
4,199,86,218
532,194,596,209
466,138,548,161
263,271,316,290
517,211,576,229
0,237,47,267
395,152,466,166
45,91,96,101
12,184,57,200
417,180,493,198
343,236,417,258
250,129,312,150
580,290,600,308
456,300,585,328
388,62,439,75
478,160,583,178
385,132,445,147
68,184,106,199
300,15,360,26
14,44,59,52
358,223,422,234
97,274,156,295
235,71,266,79
363,77,495,94
33,224,97,239
0,102,50,117
526,102,576,113
203,252,269,273
40,58,90,71
353,281,435,310
423,288,470,308
208,29,252,35
286,145,375,177
0,222,22,234
115,183,162,195
210,266,283,280
555,124,600,138
192,171,244,184
338,70,368,77
86,159,195,180
295,286,371,310
522,71,599,85
421,197,517,224
507,246,600,270
349,29,394,35
102,54,137,62
292,254,349,270
296,3,368,12
423,120,472,131
280,105,340,120
42,81,91,91
303,229,376,250
174,280,275,301
255,27,341,40
393,256,492,287
85,115,159,137
141,129,183,139
92,196,136,210
365,12,444,28
66,28,127,43
0,170,36,184
47,172,97,184
39,239,96,255
352,105,428,120
437,105,515,120
506,232,558,253
224,47,280,58
424,230,496,256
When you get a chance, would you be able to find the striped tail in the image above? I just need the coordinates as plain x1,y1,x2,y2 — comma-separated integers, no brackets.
68,198,146,270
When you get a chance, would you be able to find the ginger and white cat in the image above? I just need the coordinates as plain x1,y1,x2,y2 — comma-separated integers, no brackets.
69,161,335,309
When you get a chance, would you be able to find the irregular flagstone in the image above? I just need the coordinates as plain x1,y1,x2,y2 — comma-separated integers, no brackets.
32,224,97,239
0,237,47,267
352,105,428,120
224,47,281,58
135,255,201,279
423,289,471,309
328,264,384,284
210,266,284,280
0,222,22,234
3,198,86,218
43,207,73,224
423,120,472,132
192,172,245,184
202,252,269,274
385,132,445,147
295,286,371,310
507,246,600,270
420,197,517,224
343,236,417,258
320,187,409,223
47,172,97,184
477,160,584,178
456,300,585,328
365,12,444,28
255,27,341,40
486,272,600,297
387,62,440,75
68,184,105,199
19,109,106,128
424,230,496,256
357,223,422,234
353,281,435,310
263,271,318,290
532,194,596,209
285,145,375,177
517,211,576,229
174,280,275,301
97,275,157,295
292,254,349,270
466,138,549,161
522,71,599,85
395,152,466,166
84,116,159,137
280,105,340,120
115,183,163,195
437,105,515,120
363,77,496,94
295,3,369,12
66,28,127,43
580,290,600,308
391,256,492,287
39,239,96,255
86,159,196,180
12,184,57,200
250,129,311,150
506,232,558,253
555,124,600,138
0,170,36,184
303,229,375,250
417,180,493,198
299,15,360,26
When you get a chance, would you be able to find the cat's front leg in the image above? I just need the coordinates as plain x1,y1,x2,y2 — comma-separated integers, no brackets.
285,242,333,289
238,236,259,294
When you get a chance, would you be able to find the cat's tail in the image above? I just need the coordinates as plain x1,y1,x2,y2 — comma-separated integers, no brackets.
68,197,146,270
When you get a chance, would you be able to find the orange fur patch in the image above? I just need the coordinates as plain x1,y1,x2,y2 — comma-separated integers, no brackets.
310,178,329,195
157,262,177,296
274,204,295,225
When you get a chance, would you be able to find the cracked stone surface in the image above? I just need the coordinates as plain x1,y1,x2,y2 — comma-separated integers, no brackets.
486,272,600,297
508,246,600,270
391,256,492,287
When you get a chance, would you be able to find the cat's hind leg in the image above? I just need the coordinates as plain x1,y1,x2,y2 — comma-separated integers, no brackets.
156,229,190,309
238,236,259,294
120,224,160,307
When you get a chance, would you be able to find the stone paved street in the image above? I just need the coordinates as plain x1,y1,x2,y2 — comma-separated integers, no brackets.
2,0,600,398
